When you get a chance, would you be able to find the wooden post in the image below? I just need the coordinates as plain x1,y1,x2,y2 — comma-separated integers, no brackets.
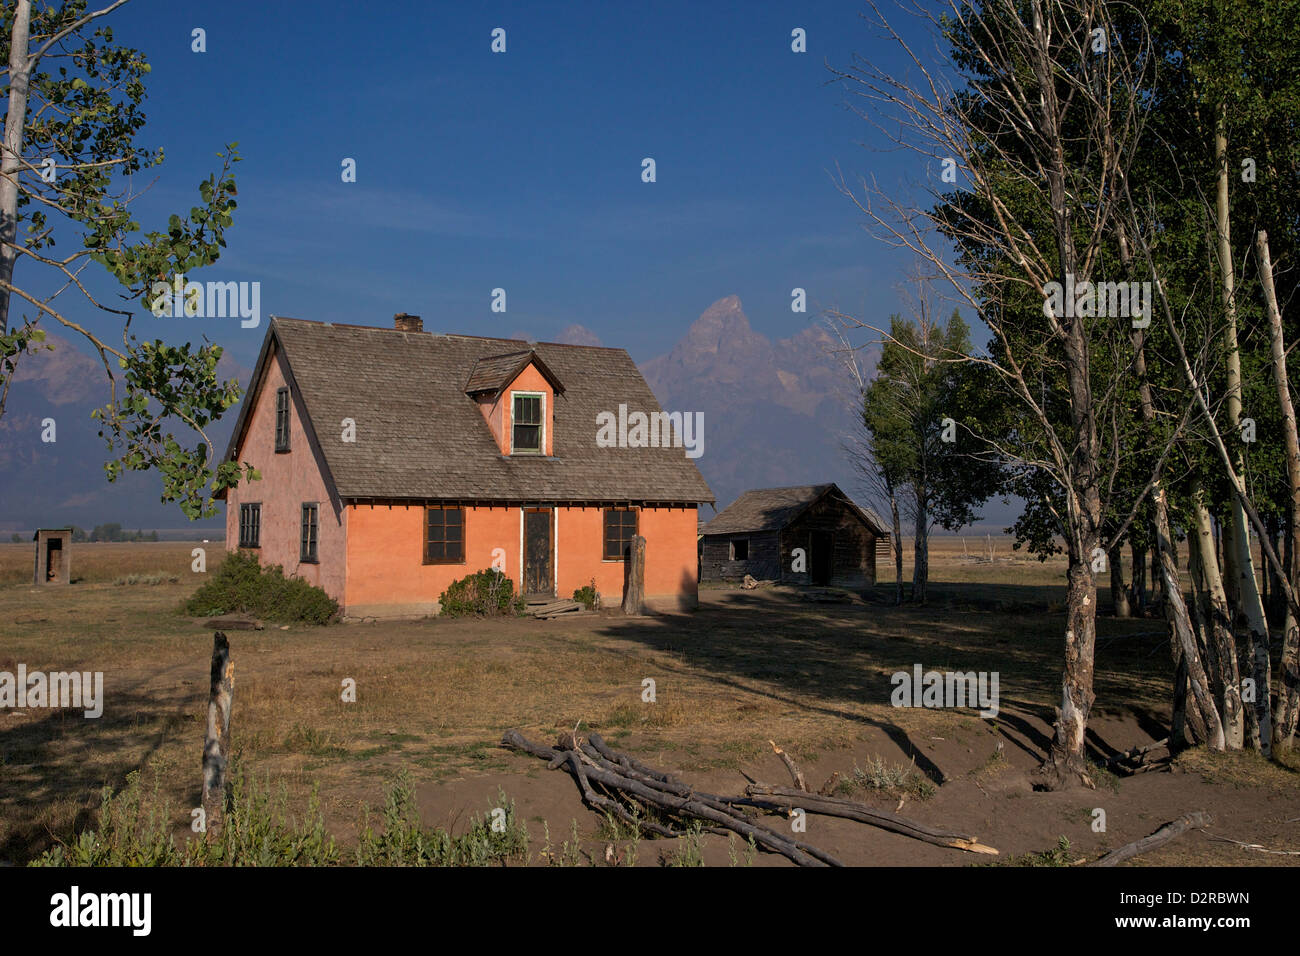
623,535,646,615
201,631,234,836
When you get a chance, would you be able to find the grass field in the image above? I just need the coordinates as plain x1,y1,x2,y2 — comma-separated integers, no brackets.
1,537,1297,866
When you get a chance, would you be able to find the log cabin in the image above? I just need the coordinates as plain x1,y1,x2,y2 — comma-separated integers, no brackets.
700,483,887,587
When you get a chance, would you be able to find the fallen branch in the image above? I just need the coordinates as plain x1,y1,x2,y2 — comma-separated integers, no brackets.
1089,812,1213,867
743,783,998,855
1105,737,1170,767
1206,835,1300,856
502,729,842,866
770,740,807,791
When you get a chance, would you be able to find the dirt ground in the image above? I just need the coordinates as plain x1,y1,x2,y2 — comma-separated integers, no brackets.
1,538,1297,866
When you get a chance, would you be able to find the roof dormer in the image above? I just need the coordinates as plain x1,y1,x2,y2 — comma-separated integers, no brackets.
465,349,564,456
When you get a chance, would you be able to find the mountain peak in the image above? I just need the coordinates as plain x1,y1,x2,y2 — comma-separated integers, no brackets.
694,294,747,329
677,295,763,360
639,296,858,513
701,293,743,315
556,324,602,347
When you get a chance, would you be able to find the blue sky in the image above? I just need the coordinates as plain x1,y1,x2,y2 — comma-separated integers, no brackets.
61,0,948,367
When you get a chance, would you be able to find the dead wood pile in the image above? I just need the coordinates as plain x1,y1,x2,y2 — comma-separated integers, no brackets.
501,729,999,865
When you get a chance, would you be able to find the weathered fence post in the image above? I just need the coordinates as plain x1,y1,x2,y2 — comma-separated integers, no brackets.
201,631,234,837
623,535,646,615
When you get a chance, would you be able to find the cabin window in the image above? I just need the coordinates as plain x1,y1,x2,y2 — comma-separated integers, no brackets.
275,387,291,452
603,508,637,560
730,539,749,561
511,393,543,453
238,503,261,548
425,505,465,563
300,502,318,562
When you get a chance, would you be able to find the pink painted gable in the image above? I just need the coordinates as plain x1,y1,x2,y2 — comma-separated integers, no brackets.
223,341,347,601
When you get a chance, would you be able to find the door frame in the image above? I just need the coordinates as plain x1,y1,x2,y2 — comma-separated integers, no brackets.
522,507,555,597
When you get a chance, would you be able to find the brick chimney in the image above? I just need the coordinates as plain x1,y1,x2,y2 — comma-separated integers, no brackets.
394,312,423,333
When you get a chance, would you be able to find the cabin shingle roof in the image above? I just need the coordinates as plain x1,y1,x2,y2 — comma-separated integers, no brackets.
223,317,713,504
703,483,886,536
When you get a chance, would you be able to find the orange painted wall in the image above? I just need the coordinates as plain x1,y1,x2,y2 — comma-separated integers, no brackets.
554,505,699,610
345,503,520,615
223,344,347,600
343,502,699,616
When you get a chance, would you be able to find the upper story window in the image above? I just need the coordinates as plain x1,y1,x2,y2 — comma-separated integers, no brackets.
300,502,319,563
238,503,261,548
512,393,543,454
275,387,291,452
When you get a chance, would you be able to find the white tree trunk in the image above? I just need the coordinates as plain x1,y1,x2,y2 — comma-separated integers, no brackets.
1257,231,1300,751
1194,497,1245,749
0,0,33,333
1215,110,1271,753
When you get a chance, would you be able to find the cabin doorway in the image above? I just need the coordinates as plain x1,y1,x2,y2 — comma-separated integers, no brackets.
45,537,62,581
523,509,554,597
810,530,833,585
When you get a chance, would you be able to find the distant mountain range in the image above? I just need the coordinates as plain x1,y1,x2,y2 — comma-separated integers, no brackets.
0,298,873,532
0,335,247,534
641,295,871,516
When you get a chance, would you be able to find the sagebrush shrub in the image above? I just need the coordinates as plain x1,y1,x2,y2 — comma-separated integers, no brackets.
572,581,600,610
438,568,524,617
182,550,338,624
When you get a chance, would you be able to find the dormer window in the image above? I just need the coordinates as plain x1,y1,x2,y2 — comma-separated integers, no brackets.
465,348,564,457
512,393,543,454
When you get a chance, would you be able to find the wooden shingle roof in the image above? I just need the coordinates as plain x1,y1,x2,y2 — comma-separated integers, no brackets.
465,349,564,396
222,317,713,504
703,483,886,536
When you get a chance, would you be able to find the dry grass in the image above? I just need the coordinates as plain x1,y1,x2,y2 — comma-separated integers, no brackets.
0,540,202,586
0,534,1269,864
1173,746,1300,791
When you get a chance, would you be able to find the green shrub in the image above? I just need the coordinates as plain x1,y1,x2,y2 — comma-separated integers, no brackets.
572,580,600,610
32,770,179,866
663,822,706,867
182,550,338,624
114,572,179,586
355,774,528,866
31,768,532,868
192,772,337,867
30,767,338,867
438,568,524,617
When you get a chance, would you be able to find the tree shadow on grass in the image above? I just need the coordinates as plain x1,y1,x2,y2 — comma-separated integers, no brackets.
0,683,195,863
593,579,1175,784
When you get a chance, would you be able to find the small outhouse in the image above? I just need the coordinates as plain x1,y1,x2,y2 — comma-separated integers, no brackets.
33,528,72,585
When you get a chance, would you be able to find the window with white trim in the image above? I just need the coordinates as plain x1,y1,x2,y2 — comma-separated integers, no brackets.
511,392,543,453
